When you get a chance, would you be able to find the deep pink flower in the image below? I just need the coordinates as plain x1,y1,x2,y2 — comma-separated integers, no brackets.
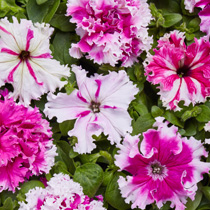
0,93,56,192
115,117,210,210
0,17,70,106
19,173,106,210
66,0,152,67
145,30,210,110
184,0,210,36
44,65,138,154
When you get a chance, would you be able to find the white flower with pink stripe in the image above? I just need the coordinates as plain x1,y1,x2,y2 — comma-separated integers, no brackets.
44,65,138,154
145,30,210,110
115,117,210,210
0,17,70,106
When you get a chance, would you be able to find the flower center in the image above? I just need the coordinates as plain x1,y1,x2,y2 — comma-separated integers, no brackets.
19,50,30,61
177,65,190,77
147,160,168,181
90,101,100,113
151,163,164,175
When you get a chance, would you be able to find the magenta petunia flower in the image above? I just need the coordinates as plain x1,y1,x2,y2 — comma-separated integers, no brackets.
115,117,210,210
0,92,57,192
0,17,70,106
184,0,210,36
145,30,210,110
19,173,106,210
44,65,138,154
66,0,152,67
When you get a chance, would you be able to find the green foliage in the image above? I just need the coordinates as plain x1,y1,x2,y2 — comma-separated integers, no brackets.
196,105,210,123
164,110,184,128
26,0,59,22
16,180,45,202
185,189,202,210
132,113,155,135
52,31,78,66
55,140,76,174
0,198,14,210
59,120,75,136
73,163,104,197
162,13,182,28
0,0,25,18
105,172,130,210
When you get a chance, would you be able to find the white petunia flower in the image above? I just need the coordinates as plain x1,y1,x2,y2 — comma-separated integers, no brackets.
0,17,70,106
44,65,138,154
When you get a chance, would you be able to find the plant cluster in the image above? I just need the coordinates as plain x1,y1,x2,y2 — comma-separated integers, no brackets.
0,0,210,210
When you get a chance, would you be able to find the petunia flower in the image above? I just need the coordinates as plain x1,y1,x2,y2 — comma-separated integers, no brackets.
0,91,57,192
0,17,70,106
184,0,210,37
19,173,106,210
115,117,210,210
145,30,210,110
44,65,138,154
66,0,153,67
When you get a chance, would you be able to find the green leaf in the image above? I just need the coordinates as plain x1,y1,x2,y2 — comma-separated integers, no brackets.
151,106,164,118
105,172,130,210
183,120,197,136
197,204,210,210
50,14,76,32
102,169,114,186
185,190,202,210
0,198,13,210
27,0,59,23
19,180,45,195
196,105,210,122
162,13,182,28
164,110,184,128
73,163,104,197
55,140,76,174
181,106,202,122
80,153,102,164
65,81,76,95
16,180,45,202
188,17,201,32
132,102,148,116
185,33,195,41
52,31,78,65
0,0,25,18
36,0,48,5
59,120,75,136
51,161,71,175
132,113,155,135
202,186,210,201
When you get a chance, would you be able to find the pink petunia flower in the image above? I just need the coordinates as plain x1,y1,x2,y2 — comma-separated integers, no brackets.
66,0,153,67
19,173,106,210
44,65,138,154
115,117,210,210
145,30,210,110
0,92,57,192
184,0,210,36
0,17,70,106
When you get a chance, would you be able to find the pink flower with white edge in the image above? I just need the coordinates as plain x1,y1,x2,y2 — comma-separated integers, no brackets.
66,0,152,67
184,0,210,12
19,173,106,210
0,92,57,192
115,117,210,210
184,0,210,36
145,30,210,111
0,17,70,106
44,65,138,154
